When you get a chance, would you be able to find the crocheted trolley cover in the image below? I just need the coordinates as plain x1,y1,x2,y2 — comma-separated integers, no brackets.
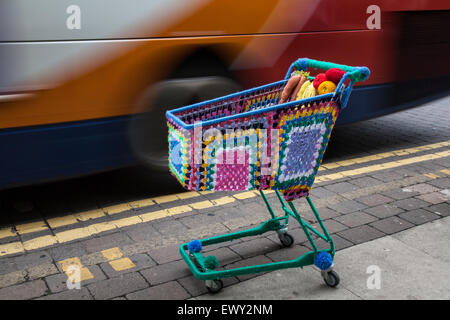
166,58,370,201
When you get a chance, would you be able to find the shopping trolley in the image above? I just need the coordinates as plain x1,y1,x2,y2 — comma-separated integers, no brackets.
166,58,370,293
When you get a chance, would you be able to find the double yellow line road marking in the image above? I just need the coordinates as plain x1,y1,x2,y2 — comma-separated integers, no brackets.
316,149,450,182
4,140,450,237
0,140,449,257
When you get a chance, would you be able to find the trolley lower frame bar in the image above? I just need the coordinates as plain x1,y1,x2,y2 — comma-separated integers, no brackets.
179,190,335,281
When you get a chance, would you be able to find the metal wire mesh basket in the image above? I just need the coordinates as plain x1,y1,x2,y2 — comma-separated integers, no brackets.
166,58,370,201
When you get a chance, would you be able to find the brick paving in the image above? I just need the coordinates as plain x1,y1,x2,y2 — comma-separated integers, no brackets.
425,203,450,216
126,281,190,300
369,216,415,235
364,204,405,219
86,272,148,300
0,280,48,300
37,287,93,300
0,97,449,299
333,211,378,228
336,225,386,244
398,209,441,225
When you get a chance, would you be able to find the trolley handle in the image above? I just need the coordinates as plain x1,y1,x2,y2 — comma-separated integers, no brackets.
284,57,370,110
285,58,370,83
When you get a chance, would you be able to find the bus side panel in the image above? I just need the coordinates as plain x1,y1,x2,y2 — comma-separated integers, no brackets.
0,116,136,189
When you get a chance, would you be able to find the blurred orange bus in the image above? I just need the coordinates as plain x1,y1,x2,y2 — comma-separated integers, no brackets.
1,0,449,189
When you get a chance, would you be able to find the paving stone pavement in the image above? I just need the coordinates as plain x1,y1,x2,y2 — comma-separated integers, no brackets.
0,97,449,299
195,216,450,300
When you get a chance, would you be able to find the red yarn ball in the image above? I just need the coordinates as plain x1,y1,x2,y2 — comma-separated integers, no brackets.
325,68,345,85
313,73,327,89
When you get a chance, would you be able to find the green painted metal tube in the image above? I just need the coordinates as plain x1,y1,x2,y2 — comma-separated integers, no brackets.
275,190,291,225
306,196,335,256
287,201,318,252
259,190,276,219
198,218,284,247
180,245,320,280
303,222,329,241
191,251,207,271
179,192,337,282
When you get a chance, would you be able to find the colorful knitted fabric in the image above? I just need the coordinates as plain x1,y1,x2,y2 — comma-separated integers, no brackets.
274,101,338,201
167,73,341,201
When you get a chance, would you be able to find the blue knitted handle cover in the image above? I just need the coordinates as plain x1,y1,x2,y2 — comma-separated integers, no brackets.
293,58,370,83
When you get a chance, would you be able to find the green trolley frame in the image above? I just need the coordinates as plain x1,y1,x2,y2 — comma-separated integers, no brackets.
179,190,338,293
167,58,370,293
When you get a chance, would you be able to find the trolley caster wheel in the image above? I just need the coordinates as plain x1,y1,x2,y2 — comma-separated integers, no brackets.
205,279,223,294
278,233,294,247
322,270,340,288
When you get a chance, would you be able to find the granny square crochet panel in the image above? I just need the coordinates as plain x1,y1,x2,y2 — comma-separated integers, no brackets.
167,83,339,201
274,101,337,200
167,124,189,185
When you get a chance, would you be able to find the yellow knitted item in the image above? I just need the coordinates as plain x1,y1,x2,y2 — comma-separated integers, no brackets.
301,82,317,99
317,81,337,95
296,80,311,100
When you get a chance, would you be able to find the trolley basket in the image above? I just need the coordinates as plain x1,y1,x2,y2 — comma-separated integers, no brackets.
166,58,370,293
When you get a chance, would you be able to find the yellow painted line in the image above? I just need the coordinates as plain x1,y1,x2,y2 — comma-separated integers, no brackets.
318,150,450,181
0,227,16,239
103,203,133,214
46,209,105,229
109,191,200,213
152,194,178,204
103,203,132,214
139,209,169,222
0,242,25,256
393,151,409,156
113,216,143,228
233,191,258,200
46,215,78,229
356,155,382,162
321,163,341,170
152,191,201,203
23,235,57,251
85,221,117,234
15,221,48,235
319,140,450,170
73,209,104,221
101,247,123,260
176,191,201,200
26,140,448,235
109,258,135,272
423,173,440,179
128,199,154,209
212,196,236,205
36,192,195,233
189,200,214,210
1,147,449,257
55,228,93,243
166,205,192,215
335,159,357,166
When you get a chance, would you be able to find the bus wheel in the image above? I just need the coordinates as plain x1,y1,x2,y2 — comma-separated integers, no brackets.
129,76,240,172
